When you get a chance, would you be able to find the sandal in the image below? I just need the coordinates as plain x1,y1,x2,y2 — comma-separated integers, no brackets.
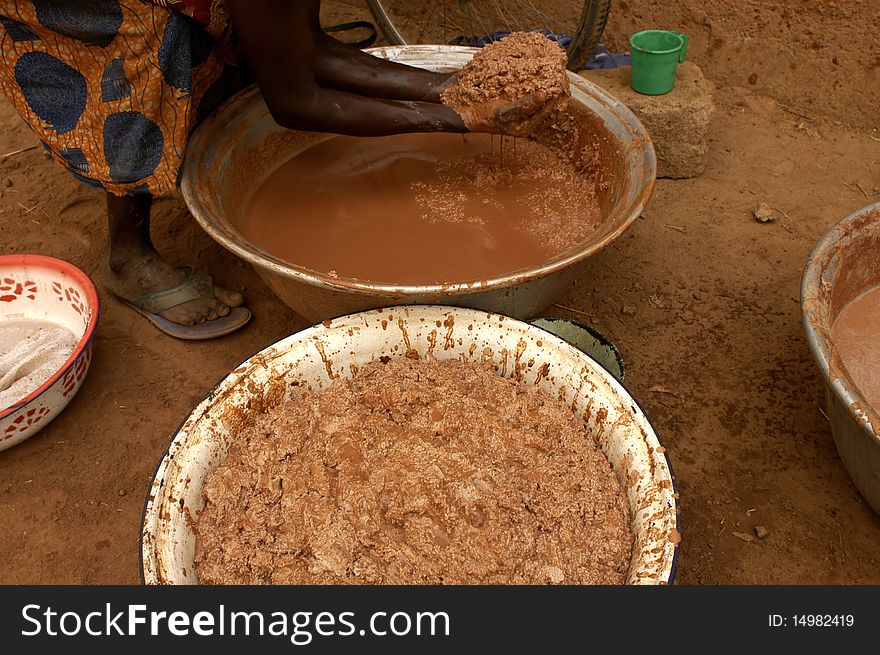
123,266,251,340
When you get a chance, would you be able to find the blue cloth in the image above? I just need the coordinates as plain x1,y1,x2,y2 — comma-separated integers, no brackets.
585,43,631,70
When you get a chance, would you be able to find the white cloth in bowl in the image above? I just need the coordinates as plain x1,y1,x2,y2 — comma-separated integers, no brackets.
0,321,77,410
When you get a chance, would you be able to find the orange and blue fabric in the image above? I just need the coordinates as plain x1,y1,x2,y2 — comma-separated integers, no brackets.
0,0,240,196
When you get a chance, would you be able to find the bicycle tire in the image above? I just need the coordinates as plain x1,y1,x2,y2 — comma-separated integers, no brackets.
366,0,612,71
567,0,612,70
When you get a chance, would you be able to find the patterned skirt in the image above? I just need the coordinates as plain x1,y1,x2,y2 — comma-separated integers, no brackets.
0,0,240,195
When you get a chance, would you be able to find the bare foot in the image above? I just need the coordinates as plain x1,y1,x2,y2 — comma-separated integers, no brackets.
100,245,244,326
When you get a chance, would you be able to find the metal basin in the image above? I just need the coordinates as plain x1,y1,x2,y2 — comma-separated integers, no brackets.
802,201,880,514
181,46,656,322
141,305,680,585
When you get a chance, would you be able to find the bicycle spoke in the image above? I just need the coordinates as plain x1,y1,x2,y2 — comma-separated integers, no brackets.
386,0,412,36
372,0,597,48
368,0,611,71
416,1,439,43
518,0,571,35
489,0,516,33
467,2,493,42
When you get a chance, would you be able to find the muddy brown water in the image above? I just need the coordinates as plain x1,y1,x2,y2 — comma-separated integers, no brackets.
832,285,880,410
236,132,600,285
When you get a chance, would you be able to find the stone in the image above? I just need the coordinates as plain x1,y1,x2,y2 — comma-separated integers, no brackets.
582,62,716,179
621,305,637,317
753,202,776,223
755,525,769,539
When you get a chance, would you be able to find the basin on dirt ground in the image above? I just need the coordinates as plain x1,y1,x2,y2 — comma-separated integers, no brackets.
802,201,880,514
141,305,680,585
181,46,655,323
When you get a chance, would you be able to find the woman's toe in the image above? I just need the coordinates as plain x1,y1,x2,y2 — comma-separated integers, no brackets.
209,298,230,318
161,307,195,326
215,286,244,308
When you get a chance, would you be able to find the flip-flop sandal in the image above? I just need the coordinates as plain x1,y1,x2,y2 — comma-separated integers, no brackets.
122,266,251,340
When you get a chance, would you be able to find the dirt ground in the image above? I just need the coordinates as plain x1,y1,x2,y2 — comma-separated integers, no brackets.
1,1,879,584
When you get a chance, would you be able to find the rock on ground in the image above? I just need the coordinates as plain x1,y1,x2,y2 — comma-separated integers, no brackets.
583,62,716,179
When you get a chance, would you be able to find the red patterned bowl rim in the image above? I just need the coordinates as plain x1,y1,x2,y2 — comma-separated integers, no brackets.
0,254,100,419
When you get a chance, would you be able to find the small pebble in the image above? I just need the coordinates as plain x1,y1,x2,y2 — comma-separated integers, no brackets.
118,489,126,497
755,525,769,539
4,178,12,187
753,202,776,223
621,305,637,317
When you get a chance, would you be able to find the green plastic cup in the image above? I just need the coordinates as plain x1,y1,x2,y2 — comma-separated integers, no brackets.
630,30,689,95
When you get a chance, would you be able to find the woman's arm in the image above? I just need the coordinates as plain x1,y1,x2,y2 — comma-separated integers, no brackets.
313,31,454,103
227,0,466,135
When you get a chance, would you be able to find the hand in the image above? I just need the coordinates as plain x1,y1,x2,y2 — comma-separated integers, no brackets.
230,0,471,136
456,92,565,136
428,72,458,102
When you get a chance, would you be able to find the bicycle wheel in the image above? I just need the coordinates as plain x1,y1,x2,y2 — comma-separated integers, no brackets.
366,0,612,71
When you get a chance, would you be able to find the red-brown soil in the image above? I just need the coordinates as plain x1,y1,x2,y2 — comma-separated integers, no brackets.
0,0,877,584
